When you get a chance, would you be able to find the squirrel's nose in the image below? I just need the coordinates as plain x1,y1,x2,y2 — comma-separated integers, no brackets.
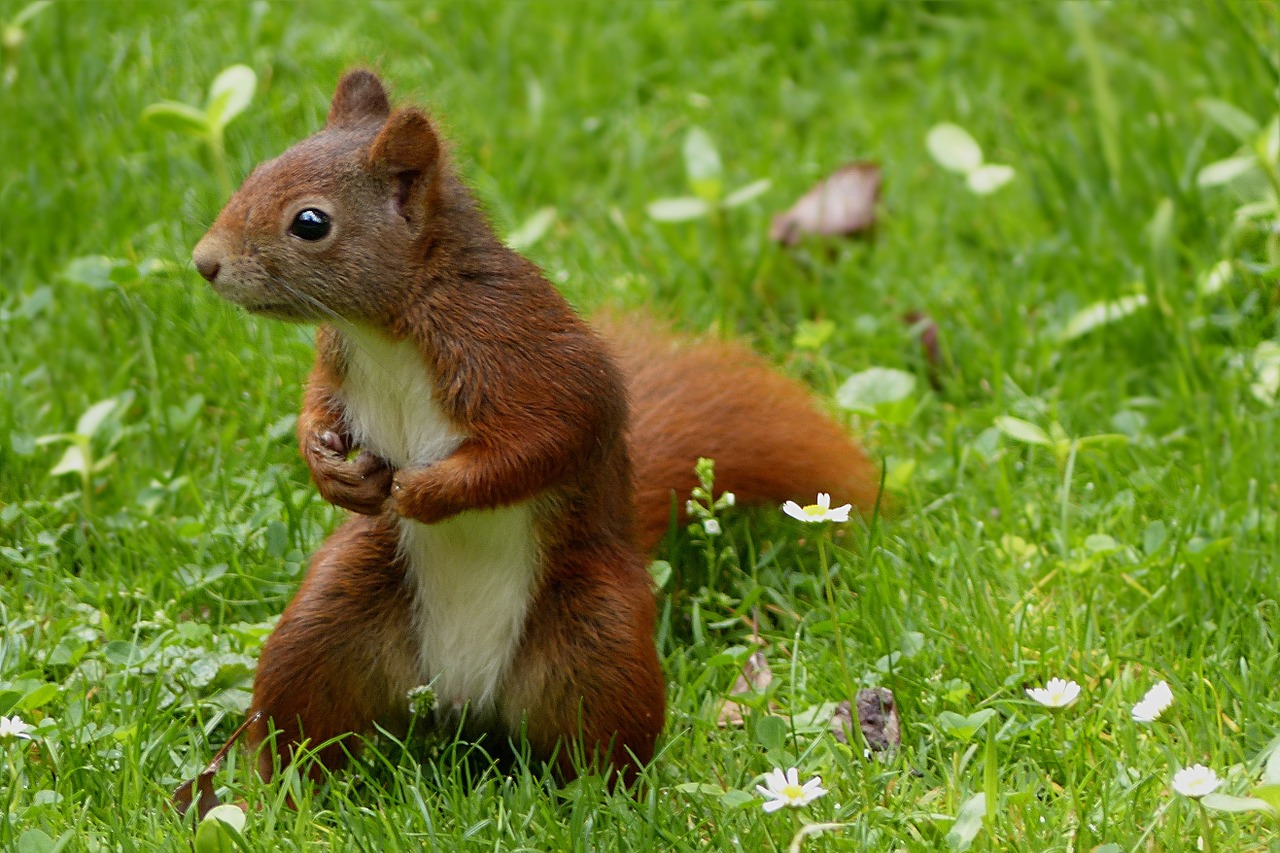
195,255,221,283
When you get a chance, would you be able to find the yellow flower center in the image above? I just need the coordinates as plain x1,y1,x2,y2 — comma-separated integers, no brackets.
781,784,805,800
802,504,824,517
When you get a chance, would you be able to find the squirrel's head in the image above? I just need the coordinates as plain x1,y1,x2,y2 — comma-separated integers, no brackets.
192,70,444,323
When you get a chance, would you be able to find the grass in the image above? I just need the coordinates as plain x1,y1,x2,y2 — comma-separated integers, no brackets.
2,0,1279,850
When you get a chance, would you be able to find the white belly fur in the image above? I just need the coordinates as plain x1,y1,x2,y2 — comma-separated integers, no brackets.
336,323,541,716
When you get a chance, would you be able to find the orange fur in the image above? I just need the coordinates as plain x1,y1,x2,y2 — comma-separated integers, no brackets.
195,70,877,789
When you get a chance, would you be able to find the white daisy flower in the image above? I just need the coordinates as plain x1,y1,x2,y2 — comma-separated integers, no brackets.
703,518,721,536
1171,764,1221,798
0,715,34,741
781,493,852,523
756,767,828,812
1132,680,1174,723
1025,678,1081,708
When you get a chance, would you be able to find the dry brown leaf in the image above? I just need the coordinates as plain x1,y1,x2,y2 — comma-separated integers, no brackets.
831,688,900,753
903,310,943,389
769,162,882,246
172,710,262,820
717,649,774,727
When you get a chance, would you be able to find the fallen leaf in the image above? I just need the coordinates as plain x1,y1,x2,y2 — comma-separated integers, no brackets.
903,311,942,388
173,710,262,821
769,162,881,246
831,688,900,752
173,768,221,824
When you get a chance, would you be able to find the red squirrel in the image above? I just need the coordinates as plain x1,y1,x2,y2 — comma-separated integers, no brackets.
191,70,879,786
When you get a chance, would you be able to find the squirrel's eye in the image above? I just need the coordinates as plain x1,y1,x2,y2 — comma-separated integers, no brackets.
289,208,332,241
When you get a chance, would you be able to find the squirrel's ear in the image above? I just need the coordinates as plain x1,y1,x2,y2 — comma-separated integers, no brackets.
327,70,390,129
369,108,441,222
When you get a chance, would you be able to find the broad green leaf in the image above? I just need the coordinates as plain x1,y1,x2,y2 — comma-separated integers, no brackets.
946,793,986,851
17,683,57,711
792,319,835,351
1084,533,1119,553
49,444,86,476
720,789,756,808
13,285,52,320
204,804,246,833
1142,520,1167,554
195,805,244,853
1060,293,1149,341
994,416,1052,447
1252,784,1280,813
683,126,723,202
1196,155,1256,188
647,559,672,590
76,398,118,438
675,782,723,795
646,196,712,222
937,708,996,741
505,206,557,251
755,715,788,752
16,829,55,853
1266,741,1280,785
788,701,840,732
206,64,257,130
265,520,288,558
927,123,983,174
723,178,771,208
141,101,210,137
103,640,143,666
1201,793,1275,814
835,367,916,415
966,163,1015,195
62,255,123,290
1200,98,1261,143
10,432,36,456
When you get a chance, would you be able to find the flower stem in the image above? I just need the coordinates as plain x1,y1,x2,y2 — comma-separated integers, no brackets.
819,534,859,717
1197,801,1216,853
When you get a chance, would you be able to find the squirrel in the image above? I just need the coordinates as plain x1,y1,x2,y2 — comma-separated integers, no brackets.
191,70,879,787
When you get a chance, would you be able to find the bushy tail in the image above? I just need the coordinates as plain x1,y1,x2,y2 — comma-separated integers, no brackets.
600,320,882,552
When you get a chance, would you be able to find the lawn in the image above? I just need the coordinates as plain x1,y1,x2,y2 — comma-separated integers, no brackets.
1,1,1278,850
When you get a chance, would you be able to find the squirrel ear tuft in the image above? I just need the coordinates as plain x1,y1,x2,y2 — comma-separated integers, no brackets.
327,70,391,129
369,108,441,221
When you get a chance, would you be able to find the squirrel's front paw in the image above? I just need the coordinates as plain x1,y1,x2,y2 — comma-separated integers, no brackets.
388,469,458,525
306,438,394,515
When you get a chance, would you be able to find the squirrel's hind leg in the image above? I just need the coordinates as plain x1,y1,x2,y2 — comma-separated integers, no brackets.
248,514,420,780
503,543,665,788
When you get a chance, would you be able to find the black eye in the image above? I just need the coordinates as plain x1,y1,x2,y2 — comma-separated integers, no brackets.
289,208,331,241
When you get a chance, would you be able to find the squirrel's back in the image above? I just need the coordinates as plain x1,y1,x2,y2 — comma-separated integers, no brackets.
600,320,881,551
